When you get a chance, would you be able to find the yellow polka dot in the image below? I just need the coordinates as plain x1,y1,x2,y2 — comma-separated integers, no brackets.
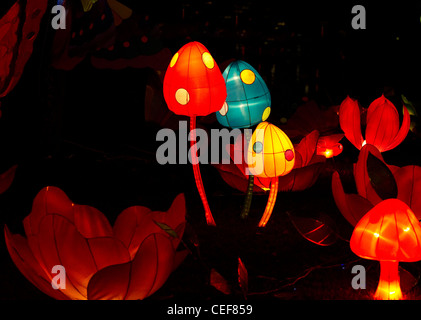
202,52,215,69
262,107,271,121
219,102,228,116
170,52,179,67
240,69,255,85
175,88,190,105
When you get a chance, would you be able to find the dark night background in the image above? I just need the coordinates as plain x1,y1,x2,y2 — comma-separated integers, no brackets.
1,0,421,305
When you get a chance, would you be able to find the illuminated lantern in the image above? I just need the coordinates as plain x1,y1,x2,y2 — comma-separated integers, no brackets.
216,60,271,218
247,122,295,227
163,41,227,226
332,144,421,227
216,60,271,129
339,95,410,152
316,134,344,159
4,187,187,300
213,130,326,194
350,199,421,300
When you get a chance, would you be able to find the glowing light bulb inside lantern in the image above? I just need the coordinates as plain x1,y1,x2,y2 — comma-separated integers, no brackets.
216,60,271,218
163,42,227,226
247,122,295,227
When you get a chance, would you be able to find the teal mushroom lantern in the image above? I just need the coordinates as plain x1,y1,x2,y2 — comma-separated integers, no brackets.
216,60,271,218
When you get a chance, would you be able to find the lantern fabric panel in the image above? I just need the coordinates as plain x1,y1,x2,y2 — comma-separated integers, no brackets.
217,60,271,129
350,199,421,262
248,122,295,179
365,96,400,151
163,41,226,117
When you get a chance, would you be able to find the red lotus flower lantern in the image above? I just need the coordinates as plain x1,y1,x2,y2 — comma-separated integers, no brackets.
163,41,227,226
339,95,410,152
4,187,187,300
333,144,421,226
350,199,421,300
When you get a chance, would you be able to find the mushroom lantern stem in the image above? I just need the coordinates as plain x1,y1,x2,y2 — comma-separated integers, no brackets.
375,261,402,300
258,178,279,227
190,116,216,226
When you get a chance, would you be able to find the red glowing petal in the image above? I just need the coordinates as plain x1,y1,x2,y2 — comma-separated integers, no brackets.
365,96,400,152
87,233,175,300
394,165,421,220
331,171,374,226
383,105,411,152
354,145,385,206
0,164,17,194
294,130,320,168
0,0,48,97
339,96,364,150
4,226,69,300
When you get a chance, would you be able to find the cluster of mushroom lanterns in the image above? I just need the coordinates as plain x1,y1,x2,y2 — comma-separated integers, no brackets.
164,41,295,228
163,41,421,300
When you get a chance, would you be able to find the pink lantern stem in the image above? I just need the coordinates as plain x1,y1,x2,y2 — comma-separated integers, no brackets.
258,178,279,227
190,116,216,226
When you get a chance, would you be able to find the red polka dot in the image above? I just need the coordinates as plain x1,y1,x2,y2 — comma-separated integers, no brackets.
141,35,148,43
101,14,106,21
79,29,83,36
123,41,130,48
89,23,94,30
285,149,294,161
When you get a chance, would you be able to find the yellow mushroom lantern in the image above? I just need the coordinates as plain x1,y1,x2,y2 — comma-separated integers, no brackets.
247,122,295,227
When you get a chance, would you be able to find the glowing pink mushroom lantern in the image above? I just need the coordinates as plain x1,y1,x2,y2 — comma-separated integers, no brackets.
163,42,227,226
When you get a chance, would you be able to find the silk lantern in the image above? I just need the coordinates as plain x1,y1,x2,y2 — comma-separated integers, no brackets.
4,187,187,300
216,60,271,218
247,122,295,227
163,41,227,226
339,95,410,152
350,199,421,300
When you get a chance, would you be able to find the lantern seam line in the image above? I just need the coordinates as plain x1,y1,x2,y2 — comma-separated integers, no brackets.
376,212,385,258
409,165,415,209
356,215,370,257
186,43,192,116
269,126,277,177
368,102,387,152
272,126,288,174
224,64,233,128
51,215,87,299
122,257,133,300
145,233,160,298
406,208,421,257
394,211,402,261
237,63,252,128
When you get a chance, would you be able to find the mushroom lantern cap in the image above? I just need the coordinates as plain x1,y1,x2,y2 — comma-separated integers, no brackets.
247,122,295,179
350,199,421,262
163,41,227,117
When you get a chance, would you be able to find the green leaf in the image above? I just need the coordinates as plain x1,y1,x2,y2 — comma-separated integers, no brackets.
367,152,398,200
153,221,179,239
402,94,418,116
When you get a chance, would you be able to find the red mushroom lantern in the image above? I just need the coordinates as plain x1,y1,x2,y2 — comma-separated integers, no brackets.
350,199,421,300
163,41,227,226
